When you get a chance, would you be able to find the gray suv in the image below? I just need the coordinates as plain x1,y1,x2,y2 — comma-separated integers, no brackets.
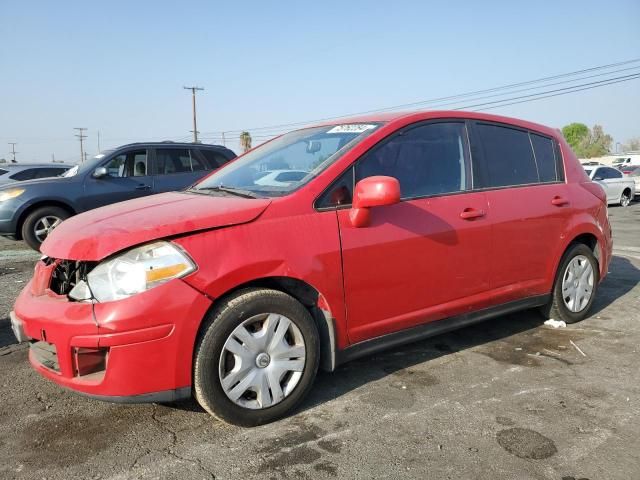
0,142,235,250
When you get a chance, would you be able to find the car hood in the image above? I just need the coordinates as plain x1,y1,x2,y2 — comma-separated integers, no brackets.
0,176,75,190
41,191,272,261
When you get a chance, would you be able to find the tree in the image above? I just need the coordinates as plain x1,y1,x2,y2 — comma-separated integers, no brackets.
623,137,640,151
562,123,589,151
561,123,612,158
239,131,252,153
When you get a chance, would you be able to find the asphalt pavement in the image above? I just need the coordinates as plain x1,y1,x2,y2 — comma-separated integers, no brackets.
0,203,638,479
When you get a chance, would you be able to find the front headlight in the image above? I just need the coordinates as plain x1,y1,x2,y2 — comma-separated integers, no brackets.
69,241,196,302
0,188,25,202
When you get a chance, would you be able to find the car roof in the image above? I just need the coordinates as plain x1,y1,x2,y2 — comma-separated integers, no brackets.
115,141,230,149
0,163,72,168
309,110,559,138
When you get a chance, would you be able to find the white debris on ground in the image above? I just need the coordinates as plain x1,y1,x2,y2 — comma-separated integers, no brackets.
544,319,567,328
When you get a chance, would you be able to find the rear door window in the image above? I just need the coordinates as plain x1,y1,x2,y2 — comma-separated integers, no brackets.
475,123,538,188
156,148,206,174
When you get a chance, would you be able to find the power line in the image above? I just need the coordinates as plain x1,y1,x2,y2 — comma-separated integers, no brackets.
183,86,204,143
74,127,87,163
200,57,640,136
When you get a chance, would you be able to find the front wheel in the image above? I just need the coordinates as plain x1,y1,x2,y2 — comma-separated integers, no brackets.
540,243,599,324
193,288,320,426
21,206,70,251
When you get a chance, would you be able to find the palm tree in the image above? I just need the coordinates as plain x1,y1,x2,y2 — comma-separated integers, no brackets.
239,131,252,152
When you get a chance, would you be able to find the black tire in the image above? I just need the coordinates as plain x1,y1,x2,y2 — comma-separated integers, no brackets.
540,243,599,324
193,288,320,426
21,206,70,251
620,189,632,207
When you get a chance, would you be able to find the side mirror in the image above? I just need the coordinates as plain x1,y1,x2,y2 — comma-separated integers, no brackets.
93,167,108,178
349,176,400,228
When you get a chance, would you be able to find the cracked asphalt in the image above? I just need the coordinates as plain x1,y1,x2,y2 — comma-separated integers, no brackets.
0,203,639,479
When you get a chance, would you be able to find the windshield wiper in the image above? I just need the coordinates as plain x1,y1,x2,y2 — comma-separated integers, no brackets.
192,185,259,199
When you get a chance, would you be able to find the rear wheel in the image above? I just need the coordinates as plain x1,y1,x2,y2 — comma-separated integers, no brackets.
540,243,599,324
620,189,632,207
21,206,70,251
193,288,319,426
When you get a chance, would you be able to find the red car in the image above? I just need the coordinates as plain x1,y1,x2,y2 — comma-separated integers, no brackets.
11,111,612,426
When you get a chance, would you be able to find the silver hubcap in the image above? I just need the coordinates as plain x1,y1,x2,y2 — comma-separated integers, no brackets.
621,193,630,207
33,215,62,242
562,255,594,313
219,313,306,410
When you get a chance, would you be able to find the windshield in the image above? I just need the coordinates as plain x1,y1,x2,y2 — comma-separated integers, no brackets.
193,123,381,197
612,158,626,164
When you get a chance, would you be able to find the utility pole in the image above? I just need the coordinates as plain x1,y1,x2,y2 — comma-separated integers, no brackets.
8,143,17,163
74,128,87,163
221,131,226,146
183,86,204,143
97,130,101,152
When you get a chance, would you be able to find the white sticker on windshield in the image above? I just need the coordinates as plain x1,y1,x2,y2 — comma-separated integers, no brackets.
326,124,376,134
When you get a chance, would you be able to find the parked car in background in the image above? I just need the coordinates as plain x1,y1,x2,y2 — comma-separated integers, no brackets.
611,154,640,169
621,165,640,197
254,169,310,187
0,142,235,250
10,111,612,426
584,165,635,206
0,163,71,186
580,161,601,167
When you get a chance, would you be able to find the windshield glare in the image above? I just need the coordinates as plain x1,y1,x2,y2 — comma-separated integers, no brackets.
194,123,381,196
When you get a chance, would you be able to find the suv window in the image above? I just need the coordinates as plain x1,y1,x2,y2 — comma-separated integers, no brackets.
0,168,8,175
530,133,558,183
33,167,67,178
156,149,206,174
475,123,538,188
103,150,148,177
199,149,229,169
9,168,38,181
355,122,470,199
275,171,307,182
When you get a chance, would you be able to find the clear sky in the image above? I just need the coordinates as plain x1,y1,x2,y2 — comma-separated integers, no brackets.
1,0,639,163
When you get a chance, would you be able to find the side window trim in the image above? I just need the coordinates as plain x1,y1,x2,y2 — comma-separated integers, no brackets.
468,120,565,191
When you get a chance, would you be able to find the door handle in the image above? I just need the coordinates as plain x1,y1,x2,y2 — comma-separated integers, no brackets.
459,208,485,220
551,196,569,206
135,184,152,190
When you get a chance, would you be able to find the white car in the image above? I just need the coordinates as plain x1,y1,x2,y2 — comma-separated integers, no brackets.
584,165,635,206
621,165,640,197
254,169,309,187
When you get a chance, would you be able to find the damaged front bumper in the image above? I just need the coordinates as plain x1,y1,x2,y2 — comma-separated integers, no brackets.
12,258,212,403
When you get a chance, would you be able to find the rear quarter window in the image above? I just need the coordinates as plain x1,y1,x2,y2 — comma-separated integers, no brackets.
530,133,558,182
200,149,232,169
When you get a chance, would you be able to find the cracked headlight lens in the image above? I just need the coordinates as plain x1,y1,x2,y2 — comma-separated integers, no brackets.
70,241,196,302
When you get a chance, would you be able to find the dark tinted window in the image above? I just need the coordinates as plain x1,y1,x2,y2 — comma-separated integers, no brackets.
355,122,469,198
530,134,557,182
156,149,206,174
9,168,39,181
200,149,230,168
0,168,7,175
476,124,538,187
601,167,622,179
316,167,354,208
33,167,67,178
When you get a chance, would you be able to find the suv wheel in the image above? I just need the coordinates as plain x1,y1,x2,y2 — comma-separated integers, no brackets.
540,243,599,324
193,288,319,426
21,206,70,251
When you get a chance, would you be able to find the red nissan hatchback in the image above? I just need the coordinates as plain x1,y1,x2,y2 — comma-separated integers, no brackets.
11,111,612,426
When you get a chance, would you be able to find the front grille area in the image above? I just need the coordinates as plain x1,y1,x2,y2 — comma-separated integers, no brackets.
49,260,96,296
